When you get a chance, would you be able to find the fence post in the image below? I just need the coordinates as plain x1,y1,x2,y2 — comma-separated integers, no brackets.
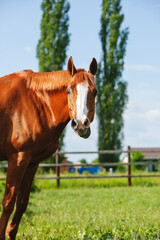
127,146,131,186
56,149,60,188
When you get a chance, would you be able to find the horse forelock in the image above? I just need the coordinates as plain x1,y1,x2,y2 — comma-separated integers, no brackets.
69,70,95,89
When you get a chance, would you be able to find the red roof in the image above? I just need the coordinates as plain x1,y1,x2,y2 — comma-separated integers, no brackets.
131,148,160,160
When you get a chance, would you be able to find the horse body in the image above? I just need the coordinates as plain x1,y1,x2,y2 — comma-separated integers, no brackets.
0,70,70,160
0,57,97,240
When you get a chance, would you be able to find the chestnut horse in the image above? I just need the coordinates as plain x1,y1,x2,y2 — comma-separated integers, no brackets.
0,56,97,240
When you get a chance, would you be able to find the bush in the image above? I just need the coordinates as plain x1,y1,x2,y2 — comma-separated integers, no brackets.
92,158,100,164
79,158,87,164
131,152,145,171
116,164,127,173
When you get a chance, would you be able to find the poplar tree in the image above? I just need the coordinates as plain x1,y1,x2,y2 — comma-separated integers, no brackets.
96,0,129,167
36,0,70,150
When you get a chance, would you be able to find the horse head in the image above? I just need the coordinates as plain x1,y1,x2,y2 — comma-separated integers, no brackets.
67,56,97,138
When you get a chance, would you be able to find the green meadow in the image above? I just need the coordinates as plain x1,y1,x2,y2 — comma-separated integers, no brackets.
0,176,160,239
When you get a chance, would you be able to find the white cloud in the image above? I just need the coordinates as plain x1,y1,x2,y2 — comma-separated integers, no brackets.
125,64,160,72
145,109,160,122
137,81,151,88
124,106,160,148
24,46,32,53
125,108,160,124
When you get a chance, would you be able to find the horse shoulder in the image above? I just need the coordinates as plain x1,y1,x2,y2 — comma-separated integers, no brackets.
0,71,37,150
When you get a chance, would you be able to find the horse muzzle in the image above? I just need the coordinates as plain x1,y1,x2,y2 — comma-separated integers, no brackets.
76,127,91,139
71,118,91,139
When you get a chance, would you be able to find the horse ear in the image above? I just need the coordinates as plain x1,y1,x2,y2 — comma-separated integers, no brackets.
67,56,77,77
89,58,97,75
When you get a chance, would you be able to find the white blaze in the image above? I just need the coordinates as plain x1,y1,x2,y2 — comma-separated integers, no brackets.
76,82,89,123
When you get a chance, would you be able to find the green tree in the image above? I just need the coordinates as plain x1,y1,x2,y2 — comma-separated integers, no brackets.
96,0,129,168
131,152,145,171
92,158,100,164
36,0,70,150
79,159,87,164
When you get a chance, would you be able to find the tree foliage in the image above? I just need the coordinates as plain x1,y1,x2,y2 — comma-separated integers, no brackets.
79,159,88,164
37,0,70,72
36,0,70,150
131,152,145,171
96,0,129,167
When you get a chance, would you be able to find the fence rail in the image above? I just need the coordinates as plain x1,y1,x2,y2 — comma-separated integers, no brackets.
0,161,160,169
0,146,160,187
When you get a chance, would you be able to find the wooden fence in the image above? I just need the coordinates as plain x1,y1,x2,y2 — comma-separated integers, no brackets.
1,146,160,187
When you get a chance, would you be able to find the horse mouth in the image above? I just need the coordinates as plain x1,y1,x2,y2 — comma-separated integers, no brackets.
74,127,91,139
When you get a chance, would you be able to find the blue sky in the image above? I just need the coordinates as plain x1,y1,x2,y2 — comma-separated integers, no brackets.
0,0,160,162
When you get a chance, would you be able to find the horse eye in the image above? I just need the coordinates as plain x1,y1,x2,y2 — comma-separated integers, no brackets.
93,89,97,97
67,88,71,94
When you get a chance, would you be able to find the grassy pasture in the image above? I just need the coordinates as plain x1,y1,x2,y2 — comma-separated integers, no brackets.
0,177,160,239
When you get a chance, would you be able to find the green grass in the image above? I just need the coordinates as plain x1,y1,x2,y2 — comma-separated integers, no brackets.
1,177,160,239
35,171,160,188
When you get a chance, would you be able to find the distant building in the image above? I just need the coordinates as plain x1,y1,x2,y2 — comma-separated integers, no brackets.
122,147,160,172
60,159,70,174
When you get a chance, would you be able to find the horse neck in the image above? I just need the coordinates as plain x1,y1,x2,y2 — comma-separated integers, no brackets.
48,88,70,128
29,71,71,129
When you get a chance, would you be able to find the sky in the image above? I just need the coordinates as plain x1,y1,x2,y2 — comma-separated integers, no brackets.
0,0,160,163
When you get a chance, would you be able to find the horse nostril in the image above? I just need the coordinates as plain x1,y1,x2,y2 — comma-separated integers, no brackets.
84,118,90,128
71,119,77,129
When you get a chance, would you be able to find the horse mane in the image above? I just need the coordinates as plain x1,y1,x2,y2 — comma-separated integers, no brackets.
26,70,71,91
18,68,94,91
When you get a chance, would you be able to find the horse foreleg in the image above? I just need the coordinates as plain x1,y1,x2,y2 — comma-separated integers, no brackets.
0,152,30,240
6,163,39,240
